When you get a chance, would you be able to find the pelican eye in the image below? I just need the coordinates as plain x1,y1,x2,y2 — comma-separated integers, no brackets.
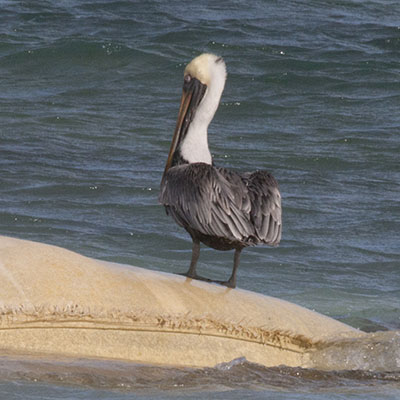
184,74,192,83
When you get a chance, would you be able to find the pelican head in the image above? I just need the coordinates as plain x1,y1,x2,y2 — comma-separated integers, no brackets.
163,53,227,178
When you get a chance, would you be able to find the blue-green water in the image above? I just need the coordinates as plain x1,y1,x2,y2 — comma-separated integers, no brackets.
1,0,399,398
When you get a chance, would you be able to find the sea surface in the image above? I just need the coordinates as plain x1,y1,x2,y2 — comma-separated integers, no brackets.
1,0,400,398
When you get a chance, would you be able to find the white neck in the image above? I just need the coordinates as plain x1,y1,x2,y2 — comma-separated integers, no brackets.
179,122,212,164
179,71,226,164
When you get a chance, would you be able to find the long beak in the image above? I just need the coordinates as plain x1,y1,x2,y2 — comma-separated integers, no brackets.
162,86,195,180
162,78,207,180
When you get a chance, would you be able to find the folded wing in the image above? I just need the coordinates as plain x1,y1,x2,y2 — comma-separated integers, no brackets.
159,163,282,247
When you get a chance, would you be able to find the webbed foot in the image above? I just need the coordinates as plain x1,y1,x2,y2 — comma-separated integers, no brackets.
177,272,212,282
213,279,236,289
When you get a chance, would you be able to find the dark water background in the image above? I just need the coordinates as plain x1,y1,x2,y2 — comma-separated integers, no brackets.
1,0,399,398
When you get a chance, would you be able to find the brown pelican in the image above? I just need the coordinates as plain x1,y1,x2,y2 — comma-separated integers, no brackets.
159,53,282,288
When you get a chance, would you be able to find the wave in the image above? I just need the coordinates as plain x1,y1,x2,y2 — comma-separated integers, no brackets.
0,39,151,73
1,332,399,394
310,330,400,373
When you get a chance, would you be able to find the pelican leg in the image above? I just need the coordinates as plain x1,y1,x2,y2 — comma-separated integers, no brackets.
215,248,241,289
186,239,200,277
179,239,211,282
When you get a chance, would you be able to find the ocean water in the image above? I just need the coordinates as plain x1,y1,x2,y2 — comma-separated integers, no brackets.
1,0,399,398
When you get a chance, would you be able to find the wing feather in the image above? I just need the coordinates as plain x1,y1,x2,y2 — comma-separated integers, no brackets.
246,171,282,246
159,163,282,247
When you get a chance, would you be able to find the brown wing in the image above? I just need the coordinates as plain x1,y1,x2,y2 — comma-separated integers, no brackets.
245,170,282,246
159,163,282,246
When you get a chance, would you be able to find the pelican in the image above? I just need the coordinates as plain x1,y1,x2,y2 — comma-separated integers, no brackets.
159,53,282,288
